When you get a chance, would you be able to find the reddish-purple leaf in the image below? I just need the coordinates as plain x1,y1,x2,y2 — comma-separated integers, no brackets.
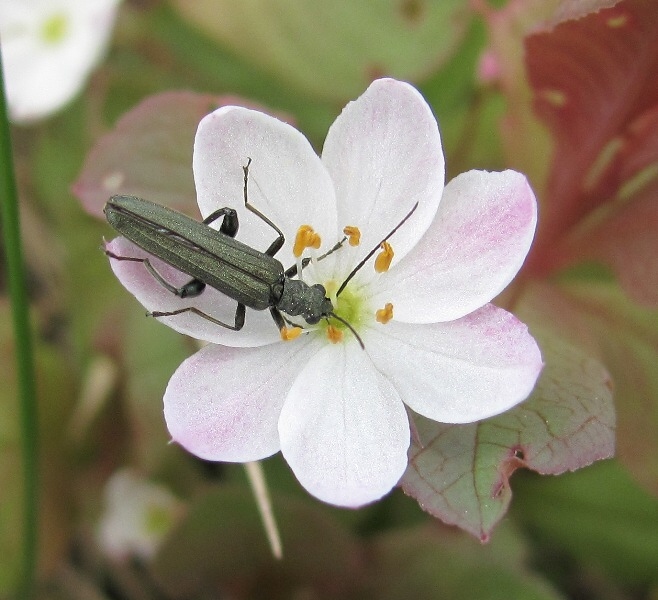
560,106,658,305
72,92,237,218
400,314,614,540
524,0,658,304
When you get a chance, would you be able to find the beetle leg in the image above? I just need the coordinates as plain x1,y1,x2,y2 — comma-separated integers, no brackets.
242,158,286,257
202,207,239,238
105,251,207,298
150,302,246,331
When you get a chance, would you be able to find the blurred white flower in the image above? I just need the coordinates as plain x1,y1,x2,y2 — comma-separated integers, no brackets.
97,469,182,562
0,0,122,123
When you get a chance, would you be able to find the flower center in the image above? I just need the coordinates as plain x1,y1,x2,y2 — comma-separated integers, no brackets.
41,13,68,44
285,219,405,346
320,281,370,344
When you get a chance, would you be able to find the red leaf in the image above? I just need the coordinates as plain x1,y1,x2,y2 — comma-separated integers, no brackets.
72,92,238,218
524,0,658,303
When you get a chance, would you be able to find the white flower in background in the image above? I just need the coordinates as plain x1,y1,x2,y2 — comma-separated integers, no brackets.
0,0,122,123
97,469,181,562
106,78,543,507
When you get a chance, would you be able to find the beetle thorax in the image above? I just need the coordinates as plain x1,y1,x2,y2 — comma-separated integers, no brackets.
278,278,333,325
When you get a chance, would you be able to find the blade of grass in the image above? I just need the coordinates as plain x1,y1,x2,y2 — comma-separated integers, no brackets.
0,49,39,599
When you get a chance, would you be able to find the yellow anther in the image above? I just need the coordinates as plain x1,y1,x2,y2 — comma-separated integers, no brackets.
343,225,361,246
326,325,343,344
280,326,302,341
375,303,394,324
293,225,321,258
374,241,394,273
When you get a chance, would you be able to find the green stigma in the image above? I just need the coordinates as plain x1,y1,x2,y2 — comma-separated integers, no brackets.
41,13,68,44
322,281,368,336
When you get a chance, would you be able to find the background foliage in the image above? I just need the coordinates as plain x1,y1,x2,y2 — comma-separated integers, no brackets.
2,0,657,598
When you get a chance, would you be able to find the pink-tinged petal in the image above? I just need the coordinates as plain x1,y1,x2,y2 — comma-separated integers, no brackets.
164,338,320,462
372,170,537,323
106,237,279,347
278,343,410,507
365,304,543,424
321,78,444,272
193,106,337,270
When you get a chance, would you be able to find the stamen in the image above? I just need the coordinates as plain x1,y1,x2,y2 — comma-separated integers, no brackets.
374,241,394,273
343,226,361,246
293,225,321,258
280,326,302,341
326,325,343,344
375,303,394,324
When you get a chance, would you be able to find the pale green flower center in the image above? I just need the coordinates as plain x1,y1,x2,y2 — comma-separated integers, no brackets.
321,280,370,338
41,13,68,44
145,504,174,536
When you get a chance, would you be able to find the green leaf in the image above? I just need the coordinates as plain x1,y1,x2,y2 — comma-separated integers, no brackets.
169,0,472,102
153,486,361,598
524,279,658,496
401,305,614,541
366,523,565,600
513,461,658,585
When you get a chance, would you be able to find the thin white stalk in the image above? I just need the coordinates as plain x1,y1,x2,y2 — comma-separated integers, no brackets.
244,461,282,559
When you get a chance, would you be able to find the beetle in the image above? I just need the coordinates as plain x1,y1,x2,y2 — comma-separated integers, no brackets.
104,159,417,347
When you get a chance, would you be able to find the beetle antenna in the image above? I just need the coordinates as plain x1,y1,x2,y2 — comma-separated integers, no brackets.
336,202,419,297
329,313,365,349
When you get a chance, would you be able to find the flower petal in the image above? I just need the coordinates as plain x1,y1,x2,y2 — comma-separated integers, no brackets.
321,78,444,273
365,303,543,423
372,169,537,323
164,339,320,462
278,343,410,507
106,237,280,347
193,106,338,270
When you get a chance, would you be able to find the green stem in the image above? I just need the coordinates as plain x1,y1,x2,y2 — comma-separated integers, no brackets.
0,49,39,598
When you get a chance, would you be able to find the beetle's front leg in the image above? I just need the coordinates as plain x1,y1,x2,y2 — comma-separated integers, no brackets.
242,158,286,257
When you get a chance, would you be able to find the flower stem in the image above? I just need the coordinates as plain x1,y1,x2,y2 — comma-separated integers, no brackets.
0,50,39,598
244,461,282,559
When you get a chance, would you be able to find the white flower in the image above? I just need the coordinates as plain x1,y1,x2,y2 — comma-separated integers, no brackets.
106,78,543,507
0,0,121,123
97,469,181,562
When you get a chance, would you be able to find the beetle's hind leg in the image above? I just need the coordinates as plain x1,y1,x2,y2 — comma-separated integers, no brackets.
105,249,246,330
105,250,206,298
151,302,246,331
